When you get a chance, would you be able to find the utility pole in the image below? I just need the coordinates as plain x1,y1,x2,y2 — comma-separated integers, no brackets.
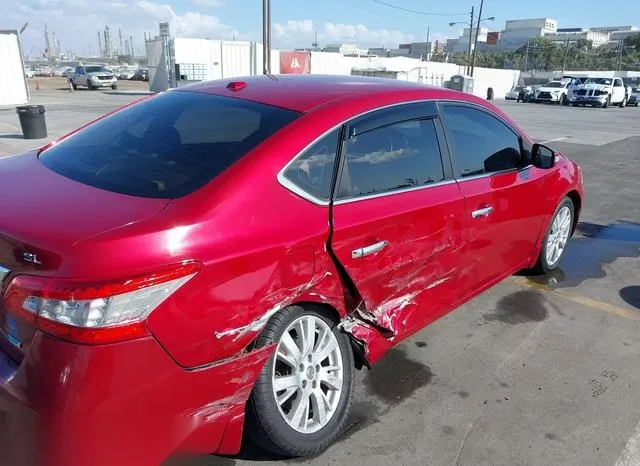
617,40,623,70
262,0,271,74
466,6,474,75
470,0,484,76
98,31,102,58
562,38,570,73
425,26,430,59
524,40,530,72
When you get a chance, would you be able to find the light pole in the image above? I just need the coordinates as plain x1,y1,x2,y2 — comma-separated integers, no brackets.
470,0,494,75
449,6,494,76
262,0,271,74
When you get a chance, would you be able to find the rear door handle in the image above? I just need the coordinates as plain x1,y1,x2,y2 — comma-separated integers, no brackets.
471,206,494,218
352,240,388,259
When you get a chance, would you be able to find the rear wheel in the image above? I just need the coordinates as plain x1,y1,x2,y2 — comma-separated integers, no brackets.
70,79,77,90
533,197,574,274
246,305,355,457
619,96,627,108
87,79,95,90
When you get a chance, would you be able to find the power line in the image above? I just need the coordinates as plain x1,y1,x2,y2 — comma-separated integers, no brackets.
372,0,467,16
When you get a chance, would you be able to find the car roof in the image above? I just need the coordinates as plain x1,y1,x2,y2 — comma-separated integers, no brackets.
179,74,465,113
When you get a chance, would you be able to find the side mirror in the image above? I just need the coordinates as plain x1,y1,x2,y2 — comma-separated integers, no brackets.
532,143,555,169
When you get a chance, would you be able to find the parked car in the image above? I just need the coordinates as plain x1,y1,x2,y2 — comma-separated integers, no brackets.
534,80,571,105
68,65,118,90
132,68,149,81
24,69,35,78
516,86,535,102
628,87,640,107
505,86,526,100
570,76,632,108
0,75,584,466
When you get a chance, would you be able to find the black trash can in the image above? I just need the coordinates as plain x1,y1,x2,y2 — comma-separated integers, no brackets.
16,105,47,139
486,87,494,100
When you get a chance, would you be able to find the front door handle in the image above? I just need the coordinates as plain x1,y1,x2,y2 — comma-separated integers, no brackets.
352,240,388,259
471,206,494,218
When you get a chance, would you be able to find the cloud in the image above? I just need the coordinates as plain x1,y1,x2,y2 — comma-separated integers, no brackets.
188,0,223,6
272,19,414,48
9,0,238,58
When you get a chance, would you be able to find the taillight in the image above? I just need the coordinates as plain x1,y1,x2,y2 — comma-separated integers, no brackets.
1,262,200,345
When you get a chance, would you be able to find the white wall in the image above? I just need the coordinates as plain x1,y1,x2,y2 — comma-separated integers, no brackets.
150,38,521,99
0,30,29,107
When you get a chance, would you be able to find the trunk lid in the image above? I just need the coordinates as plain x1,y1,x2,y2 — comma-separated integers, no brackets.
0,152,169,361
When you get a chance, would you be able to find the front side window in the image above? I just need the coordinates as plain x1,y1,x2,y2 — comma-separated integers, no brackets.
39,91,301,198
442,105,523,178
282,129,340,201
336,118,444,200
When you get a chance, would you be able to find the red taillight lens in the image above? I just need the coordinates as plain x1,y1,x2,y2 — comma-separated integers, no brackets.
2,262,200,345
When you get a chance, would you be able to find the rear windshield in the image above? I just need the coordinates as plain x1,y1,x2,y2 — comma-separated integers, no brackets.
39,91,301,198
85,66,109,73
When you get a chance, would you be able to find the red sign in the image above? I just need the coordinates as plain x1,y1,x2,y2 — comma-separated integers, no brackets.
279,51,311,74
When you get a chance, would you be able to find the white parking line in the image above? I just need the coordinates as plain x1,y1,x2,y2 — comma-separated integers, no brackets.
615,420,640,466
540,136,569,144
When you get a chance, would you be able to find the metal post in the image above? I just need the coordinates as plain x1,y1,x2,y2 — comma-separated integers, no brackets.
470,0,483,76
262,0,271,74
562,39,569,73
524,40,529,72
466,6,474,75
426,26,430,59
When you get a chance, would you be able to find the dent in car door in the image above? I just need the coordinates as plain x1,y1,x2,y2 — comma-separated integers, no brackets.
330,103,466,338
439,103,546,297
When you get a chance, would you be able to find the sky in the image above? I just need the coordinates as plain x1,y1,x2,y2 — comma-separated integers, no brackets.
2,0,638,58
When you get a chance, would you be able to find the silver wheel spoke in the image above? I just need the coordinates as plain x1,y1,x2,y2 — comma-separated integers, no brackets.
320,371,342,391
315,333,339,363
310,389,328,426
280,332,302,364
274,374,298,392
277,386,298,405
289,392,310,429
302,317,315,354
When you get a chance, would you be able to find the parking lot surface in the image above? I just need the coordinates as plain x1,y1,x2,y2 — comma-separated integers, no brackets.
1,89,640,466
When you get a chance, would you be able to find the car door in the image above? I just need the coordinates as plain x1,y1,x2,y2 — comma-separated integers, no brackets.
439,103,547,298
330,102,467,337
613,78,625,102
75,66,85,81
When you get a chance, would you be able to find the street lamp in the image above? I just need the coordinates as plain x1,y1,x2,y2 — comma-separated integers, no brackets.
449,6,494,76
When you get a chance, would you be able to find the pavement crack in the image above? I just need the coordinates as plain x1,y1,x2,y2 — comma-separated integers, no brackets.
455,419,475,466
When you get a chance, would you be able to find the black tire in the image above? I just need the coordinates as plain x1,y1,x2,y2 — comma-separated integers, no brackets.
571,103,578,107
619,96,627,108
87,79,95,90
70,80,77,90
602,96,610,108
561,94,569,105
533,197,575,274
111,84,118,90
246,305,355,457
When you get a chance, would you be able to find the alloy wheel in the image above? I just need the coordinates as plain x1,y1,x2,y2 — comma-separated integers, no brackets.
546,205,572,266
272,315,344,434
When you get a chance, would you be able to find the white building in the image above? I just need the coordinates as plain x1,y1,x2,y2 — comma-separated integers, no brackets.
546,28,611,47
462,27,488,44
323,43,369,56
498,18,558,50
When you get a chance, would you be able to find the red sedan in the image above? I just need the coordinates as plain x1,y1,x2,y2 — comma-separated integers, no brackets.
0,75,583,465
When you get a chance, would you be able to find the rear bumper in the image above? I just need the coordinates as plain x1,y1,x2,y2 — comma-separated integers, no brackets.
0,332,273,466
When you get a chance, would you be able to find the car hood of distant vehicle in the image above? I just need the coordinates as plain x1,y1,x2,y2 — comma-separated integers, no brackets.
537,85,565,93
0,152,169,264
577,83,609,91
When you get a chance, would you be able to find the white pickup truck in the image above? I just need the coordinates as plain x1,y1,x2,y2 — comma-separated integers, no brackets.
570,76,632,108
68,65,118,91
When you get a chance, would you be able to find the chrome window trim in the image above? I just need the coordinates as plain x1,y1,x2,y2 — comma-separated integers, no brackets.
277,99,452,206
333,179,457,205
276,96,530,205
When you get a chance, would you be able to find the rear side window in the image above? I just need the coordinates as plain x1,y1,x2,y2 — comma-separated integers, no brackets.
336,118,445,200
282,129,340,202
39,91,300,198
